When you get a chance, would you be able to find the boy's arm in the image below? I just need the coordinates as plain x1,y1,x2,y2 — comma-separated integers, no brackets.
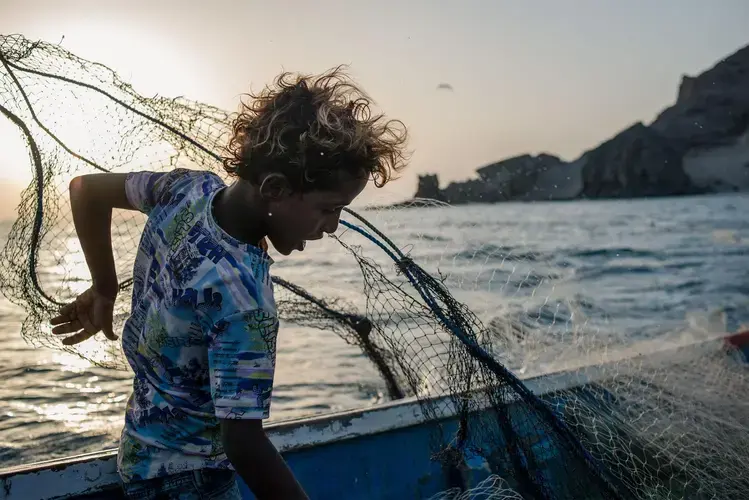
69,173,138,299
52,171,168,345
220,419,308,499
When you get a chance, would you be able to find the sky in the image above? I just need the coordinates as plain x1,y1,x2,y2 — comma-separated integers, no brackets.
1,0,748,215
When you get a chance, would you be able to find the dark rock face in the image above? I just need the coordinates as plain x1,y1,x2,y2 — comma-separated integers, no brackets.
441,178,496,203
651,44,749,152
475,154,565,201
415,155,566,204
414,174,443,201
476,154,563,182
406,43,749,205
579,123,694,198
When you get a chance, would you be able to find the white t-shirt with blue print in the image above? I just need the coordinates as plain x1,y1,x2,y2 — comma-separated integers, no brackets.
117,168,278,482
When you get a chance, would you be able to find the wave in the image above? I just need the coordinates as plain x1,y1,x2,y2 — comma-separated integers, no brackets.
451,244,547,263
568,247,661,259
574,264,660,280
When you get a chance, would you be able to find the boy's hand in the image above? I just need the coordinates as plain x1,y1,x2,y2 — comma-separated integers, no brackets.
50,287,118,345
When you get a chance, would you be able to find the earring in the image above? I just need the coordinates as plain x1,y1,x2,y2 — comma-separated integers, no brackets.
268,212,272,217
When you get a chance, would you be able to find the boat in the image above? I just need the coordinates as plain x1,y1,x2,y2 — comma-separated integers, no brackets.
1,330,747,500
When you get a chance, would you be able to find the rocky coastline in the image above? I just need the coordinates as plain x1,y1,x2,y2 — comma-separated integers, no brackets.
408,43,749,205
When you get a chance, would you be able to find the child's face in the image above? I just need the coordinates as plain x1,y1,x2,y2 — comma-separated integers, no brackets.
266,175,368,256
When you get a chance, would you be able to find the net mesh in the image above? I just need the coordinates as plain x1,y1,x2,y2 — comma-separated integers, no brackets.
428,475,524,500
2,34,749,499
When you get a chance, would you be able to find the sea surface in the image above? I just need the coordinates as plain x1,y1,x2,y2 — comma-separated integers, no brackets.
1,193,748,469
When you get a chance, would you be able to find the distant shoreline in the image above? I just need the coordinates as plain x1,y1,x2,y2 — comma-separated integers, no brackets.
366,189,748,211
406,43,749,209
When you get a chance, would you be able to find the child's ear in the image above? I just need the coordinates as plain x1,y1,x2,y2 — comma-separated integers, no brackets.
258,173,291,200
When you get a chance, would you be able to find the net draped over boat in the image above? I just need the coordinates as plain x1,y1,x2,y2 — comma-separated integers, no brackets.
2,34,748,499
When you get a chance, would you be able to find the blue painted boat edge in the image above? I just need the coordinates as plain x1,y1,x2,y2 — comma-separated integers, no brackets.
0,334,739,499
0,367,597,499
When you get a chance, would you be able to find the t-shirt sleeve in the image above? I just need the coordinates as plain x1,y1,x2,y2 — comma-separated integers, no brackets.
208,310,279,420
125,171,170,214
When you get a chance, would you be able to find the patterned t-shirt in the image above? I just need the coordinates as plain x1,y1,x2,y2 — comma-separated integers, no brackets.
116,168,278,482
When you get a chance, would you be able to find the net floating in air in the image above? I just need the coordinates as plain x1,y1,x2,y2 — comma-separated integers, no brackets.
2,34,749,499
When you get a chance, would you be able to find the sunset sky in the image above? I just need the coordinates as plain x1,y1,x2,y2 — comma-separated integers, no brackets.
1,0,748,216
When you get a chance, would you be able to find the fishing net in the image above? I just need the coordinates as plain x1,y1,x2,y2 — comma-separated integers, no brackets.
428,475,524,500
2,34,749,499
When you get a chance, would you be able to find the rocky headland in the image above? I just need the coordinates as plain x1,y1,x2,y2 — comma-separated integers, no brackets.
410,43,749,205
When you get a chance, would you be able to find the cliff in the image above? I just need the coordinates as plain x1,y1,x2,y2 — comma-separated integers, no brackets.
413,43,749,204
578,122,695,198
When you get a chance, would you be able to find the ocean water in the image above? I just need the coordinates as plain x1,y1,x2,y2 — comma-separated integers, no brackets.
1,193,748,469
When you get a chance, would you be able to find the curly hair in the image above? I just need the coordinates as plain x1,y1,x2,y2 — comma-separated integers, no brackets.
222,65,409,191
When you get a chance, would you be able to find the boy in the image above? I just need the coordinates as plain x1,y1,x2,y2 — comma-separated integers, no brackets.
50,67,408,499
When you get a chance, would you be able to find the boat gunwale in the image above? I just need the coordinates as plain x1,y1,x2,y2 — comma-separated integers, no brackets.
0,334,736,500
0,355,613,477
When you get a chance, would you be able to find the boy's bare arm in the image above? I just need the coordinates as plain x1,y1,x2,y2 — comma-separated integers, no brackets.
220,419,309,500
50,173,139,344
68,173,136,298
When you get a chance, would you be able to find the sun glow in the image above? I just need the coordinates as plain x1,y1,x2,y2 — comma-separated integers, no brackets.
1,18,213,219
